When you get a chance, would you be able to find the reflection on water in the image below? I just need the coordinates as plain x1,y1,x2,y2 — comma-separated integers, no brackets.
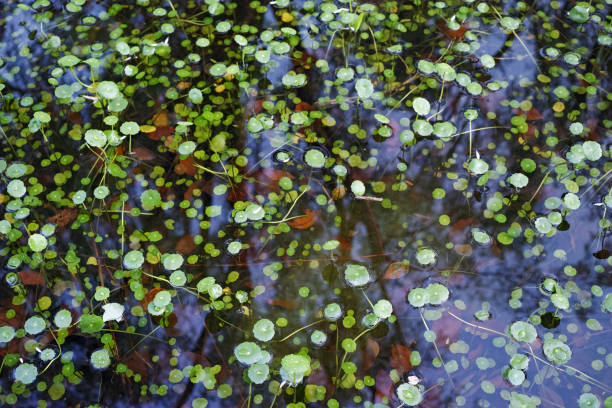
0,0,611,407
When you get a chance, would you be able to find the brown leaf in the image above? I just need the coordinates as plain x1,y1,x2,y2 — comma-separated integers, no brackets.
288,209,318,229
451,217,474,232
362,338,380,372
175,157,196,176
18,270,45,286
454,244,473,257
390,344,412,375
525,107,543,121
46,208,78,229
133,146,155,161
177,82,191,90
153,111,169,127
267,298,296,310
176,234,196,255
332,185,346,200
147,125,174,141
384,262,408,280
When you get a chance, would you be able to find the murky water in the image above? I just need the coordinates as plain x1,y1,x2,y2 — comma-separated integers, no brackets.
1,0,610,407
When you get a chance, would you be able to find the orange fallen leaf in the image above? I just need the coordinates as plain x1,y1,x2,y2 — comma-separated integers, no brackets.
153,110,169,127
384,262,408,280
267,298,296,309
288,209,318,229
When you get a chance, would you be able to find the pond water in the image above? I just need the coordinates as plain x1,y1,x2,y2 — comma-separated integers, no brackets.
0,0,611,407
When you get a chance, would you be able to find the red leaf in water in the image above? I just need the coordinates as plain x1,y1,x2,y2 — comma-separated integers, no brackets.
335,235,352,252
266,298,296,310
148,125,174,141
436,20,468,40
288,209,318,229
175,157,196,176
18,270,45,286
295,101,314,112
384,262,408,280
46,208,78,229
226,183,248,202
451,217,474,232
525,107,543,121
67,111,82,124
176,234,196,255
133,146,155,161
390,344,412,375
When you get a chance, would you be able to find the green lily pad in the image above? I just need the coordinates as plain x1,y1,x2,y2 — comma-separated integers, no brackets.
310,330,327,346
500,17,520,31
280,353,310,385
416,248,436,265
54,310,72,328
468,158,489,174
578,393,600,408
7,179,26,198
90,348,111,369
28,234,48,252
355,78,374,99
412,97,431,116
509,321,537,343
252,319,275,342
426,283,449,305
163,253,184,271
14,363,38,384
324,303,343,321
97,81,119,99
304,149,326,168
350,180,365,196
58,55,80,67
84,129,107,148
373,299,393,319
506,368,525,386
234,342,262,365
140,189,161,211
508,173,528,188
247,363,269,384
153,291,171,307
396,383,423,406
123,250,144,270
344,264,370,287
93,186,110,199
543,338,571,364
408,288,429,307
0,326,16,342
120,121,140,135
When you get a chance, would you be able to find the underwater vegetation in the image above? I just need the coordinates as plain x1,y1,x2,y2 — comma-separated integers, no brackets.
0,0,611,407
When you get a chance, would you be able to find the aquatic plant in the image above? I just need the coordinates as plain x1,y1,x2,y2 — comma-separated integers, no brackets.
0,0,610,406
